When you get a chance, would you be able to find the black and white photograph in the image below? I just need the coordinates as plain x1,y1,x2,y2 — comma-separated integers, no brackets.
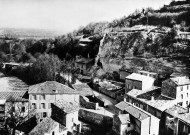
0,0,190,135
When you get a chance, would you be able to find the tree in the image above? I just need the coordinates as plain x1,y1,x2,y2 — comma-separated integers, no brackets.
4,98,31,135
28,53,61,84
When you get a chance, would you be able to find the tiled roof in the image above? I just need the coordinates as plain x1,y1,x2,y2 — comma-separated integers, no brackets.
53,100,79,114
119,65,133,72
118,114,130,124
166,105,190,124
72,83,94,96
170,76,190,86
126,73,155,82
29,117,66,135
0,77,29,92
138,70,157,75
127,88,175,111
76,58,93,64
29,81,79,94
115,101,130,111
124,104,150,121
99,81,122,91
0,91,28,102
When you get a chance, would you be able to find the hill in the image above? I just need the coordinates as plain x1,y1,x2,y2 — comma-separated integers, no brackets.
0,28,59,39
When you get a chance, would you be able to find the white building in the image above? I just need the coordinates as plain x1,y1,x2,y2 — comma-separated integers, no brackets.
125,73,155,93
28,81,79,119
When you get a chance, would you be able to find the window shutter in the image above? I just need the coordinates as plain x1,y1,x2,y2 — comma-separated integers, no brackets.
39,103,41,109
39,95,41,100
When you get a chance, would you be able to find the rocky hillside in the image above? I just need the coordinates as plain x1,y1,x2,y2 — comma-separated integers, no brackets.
91,0,190,76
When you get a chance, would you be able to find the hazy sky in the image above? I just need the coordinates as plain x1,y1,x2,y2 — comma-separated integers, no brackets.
0,0,171,34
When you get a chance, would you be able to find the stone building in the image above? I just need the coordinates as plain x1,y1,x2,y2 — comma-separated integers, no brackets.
162,76,190,108
28,117,67,135
75,57,93,75
51,100,81,133
28,81,79,119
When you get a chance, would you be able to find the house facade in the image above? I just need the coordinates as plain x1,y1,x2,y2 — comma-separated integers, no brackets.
28,81,79,119
162,76,190,108
75,57,93,75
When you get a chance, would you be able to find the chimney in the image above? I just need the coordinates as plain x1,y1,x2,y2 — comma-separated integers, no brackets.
151,96,154,101
187,106,190,113
139,114,142,120
124,98,127,102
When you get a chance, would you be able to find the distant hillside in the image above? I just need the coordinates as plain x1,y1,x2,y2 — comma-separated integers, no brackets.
0,28,59,39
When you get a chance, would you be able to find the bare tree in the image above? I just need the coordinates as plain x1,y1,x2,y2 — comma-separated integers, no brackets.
4,98,31,135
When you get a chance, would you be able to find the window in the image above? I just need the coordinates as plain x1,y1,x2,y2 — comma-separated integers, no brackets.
32,103,36,109
186,101,189,106
181,94,183,99
33,95,37,100
181,87,183,91
187,93,188,98
128,123,130,127
52,131,55,135
183,125,188,133
41,95,45,100
187,85,189,90
43,112,47,117
41,103,45,109
21,106,25,112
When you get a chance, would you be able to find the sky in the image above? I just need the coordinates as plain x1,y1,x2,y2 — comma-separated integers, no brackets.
0,0,171,34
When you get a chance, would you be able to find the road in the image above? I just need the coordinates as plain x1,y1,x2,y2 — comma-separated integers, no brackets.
91,89,118,114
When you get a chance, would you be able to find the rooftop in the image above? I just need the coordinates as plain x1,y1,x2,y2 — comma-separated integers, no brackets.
99,80,122,91
115,101,130,111
118,114,130,124
115,101,150,121
29,81,79,94
29,117,66,135
126,73,155,82
137,70,157,75
166,105,190,124
127,88,175,111
119,65,133,72
72,83,94,97
53,100,79,114
170,76,190,86
76,58,93,64
125,105,150,121
0,91,28,102
0,77,29,92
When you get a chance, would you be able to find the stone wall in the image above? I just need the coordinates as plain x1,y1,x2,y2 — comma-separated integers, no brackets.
80,96,98,110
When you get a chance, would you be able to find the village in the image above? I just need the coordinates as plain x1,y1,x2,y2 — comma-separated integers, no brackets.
0,53,190,135
1,0,190,135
